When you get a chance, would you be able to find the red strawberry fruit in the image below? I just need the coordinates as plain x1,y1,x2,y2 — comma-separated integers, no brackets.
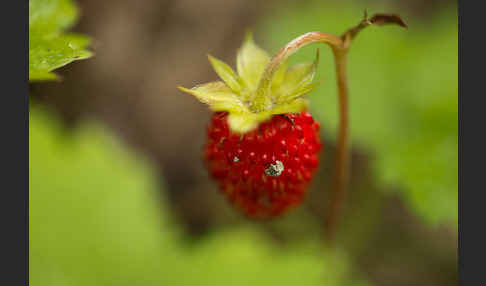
205,111,321,217
179,33,323,218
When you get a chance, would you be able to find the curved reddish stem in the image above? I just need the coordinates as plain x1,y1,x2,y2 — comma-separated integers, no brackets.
259,12,406,245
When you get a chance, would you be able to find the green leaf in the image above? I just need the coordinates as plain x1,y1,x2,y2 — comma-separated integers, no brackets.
236,32,271,91
178,82,246,113
29,0,93,81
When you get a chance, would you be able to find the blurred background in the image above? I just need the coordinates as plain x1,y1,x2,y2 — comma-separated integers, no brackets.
29,0,458,285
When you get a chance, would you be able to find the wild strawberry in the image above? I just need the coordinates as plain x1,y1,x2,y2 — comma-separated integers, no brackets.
204,111,321,217
179,33,323,218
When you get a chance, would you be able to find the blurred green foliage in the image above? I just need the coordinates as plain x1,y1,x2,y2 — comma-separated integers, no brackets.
29,106,371,286
260,3,457,227
29,0,92,81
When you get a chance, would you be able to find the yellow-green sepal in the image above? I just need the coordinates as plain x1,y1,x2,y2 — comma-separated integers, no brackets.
274,49,320,104
178,82,246,113
236,32,271,91
179,33,322,134
226,98,308,133
227,112,272,134
207,55,244,94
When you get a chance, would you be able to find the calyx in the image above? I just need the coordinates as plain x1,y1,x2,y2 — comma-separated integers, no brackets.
178,33,321,133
